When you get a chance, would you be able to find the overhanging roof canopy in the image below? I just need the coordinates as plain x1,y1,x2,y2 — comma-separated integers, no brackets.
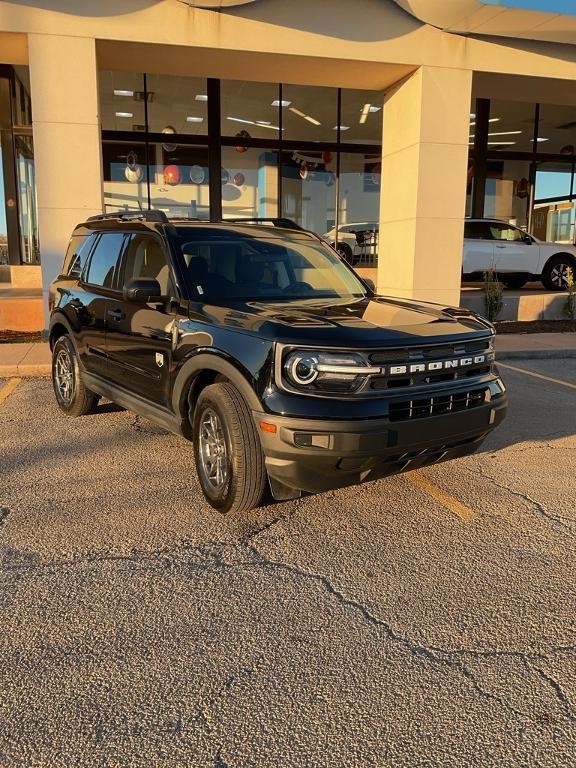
394,0,576,44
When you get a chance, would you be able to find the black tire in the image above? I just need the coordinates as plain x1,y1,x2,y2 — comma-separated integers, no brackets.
542,254,576,291
51,335,100,416
502,277,528,290
334,242,355,265
193,382,267,514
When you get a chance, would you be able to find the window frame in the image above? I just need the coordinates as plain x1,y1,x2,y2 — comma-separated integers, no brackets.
80,231,128,293
117,230,179,299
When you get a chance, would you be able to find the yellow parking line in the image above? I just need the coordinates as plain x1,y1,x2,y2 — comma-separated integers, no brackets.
498,362,576,390
408,471,477,521
0,377,22,406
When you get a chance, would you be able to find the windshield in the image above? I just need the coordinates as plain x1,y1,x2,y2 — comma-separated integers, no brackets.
175,228,368,302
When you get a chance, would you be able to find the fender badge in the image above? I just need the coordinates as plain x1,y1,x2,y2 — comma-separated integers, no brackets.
155,352,164,368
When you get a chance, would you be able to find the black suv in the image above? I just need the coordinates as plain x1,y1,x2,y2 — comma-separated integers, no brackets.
49,212,507,513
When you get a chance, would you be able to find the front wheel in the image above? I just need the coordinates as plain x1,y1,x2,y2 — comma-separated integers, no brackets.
542,255,575,291
193,382,267,514
52,335,100,416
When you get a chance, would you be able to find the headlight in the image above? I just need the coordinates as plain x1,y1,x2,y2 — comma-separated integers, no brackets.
283,349,381,394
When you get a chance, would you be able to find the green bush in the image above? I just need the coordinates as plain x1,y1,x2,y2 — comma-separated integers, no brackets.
563,267,576,322
483,267,503,322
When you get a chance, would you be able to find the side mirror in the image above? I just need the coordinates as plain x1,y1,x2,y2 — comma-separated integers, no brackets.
123,277,163,303
363,277,376,293
523,233,533,244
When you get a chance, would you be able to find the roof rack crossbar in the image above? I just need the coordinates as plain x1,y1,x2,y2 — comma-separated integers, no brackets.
87,210,169,223
224,217,304,231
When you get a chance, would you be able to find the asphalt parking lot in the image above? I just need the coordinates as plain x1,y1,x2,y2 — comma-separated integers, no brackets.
1,361,575,767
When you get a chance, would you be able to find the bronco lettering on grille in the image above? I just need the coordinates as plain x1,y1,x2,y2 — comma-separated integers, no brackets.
386,354,489,376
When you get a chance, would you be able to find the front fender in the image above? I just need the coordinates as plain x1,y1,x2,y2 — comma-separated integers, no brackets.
172,351,265,418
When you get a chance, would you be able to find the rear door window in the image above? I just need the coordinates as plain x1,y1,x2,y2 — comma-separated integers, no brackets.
84,232,126,289
464,221,493,240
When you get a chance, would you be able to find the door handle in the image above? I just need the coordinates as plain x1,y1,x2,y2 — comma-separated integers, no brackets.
107,308,126,321
495,244,507,249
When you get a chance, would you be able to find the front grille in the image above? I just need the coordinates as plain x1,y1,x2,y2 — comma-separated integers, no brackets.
368,339,491,366
367,338,494,392
388,388,488,422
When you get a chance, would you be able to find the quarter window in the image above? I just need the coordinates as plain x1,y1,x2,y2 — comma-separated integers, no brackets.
85,232,126,288
63,234,95,278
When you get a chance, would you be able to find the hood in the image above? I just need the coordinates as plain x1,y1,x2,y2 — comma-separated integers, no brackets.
190,295,493,347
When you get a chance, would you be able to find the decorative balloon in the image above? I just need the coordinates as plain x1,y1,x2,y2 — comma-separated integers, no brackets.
161,126,177,152
221,168,230,185
163,165,181,186
322,150,333,165
235,130,251,153
189,165,205,184
125,150,143,183
233,172,245,187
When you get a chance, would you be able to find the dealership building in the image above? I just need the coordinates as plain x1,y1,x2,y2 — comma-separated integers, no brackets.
2,0,576,324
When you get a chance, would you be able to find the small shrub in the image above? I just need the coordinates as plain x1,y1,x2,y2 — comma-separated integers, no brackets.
483,267,503,322
563,267,576,323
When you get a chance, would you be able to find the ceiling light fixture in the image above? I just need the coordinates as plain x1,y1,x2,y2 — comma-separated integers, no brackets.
227,116,253,125
488,130,522,136
186,116,204,123
289,107,321,126
369,105,381,113
334,125,350,131
272,99,291,107
487,141,516,146
360,104,371,124
114,89,134,97
115,111,133,118
195,94,208,102
227,116,281,131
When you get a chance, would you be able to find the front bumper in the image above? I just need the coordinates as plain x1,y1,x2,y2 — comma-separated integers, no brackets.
253,393,507,494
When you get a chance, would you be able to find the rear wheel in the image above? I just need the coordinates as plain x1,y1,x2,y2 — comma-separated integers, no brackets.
193,382,267,514
502,276,528,290
52,335,100,416
542,255,575,291
334,242,355,265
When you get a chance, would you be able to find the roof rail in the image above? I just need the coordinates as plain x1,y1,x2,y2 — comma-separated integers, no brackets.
224,217,304,231
86,210,169,224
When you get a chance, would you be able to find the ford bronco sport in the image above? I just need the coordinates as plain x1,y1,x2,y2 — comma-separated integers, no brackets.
49,212,507,513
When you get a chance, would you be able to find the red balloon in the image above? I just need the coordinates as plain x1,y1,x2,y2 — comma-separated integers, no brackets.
163,165,180,186
322,151,333,165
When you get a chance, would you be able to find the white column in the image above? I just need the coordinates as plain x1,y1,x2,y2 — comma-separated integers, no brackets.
377,66,472,307
28,34,103,326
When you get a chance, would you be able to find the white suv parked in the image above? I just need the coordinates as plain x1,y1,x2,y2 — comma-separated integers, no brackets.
463,218,576,291
323,222,378,264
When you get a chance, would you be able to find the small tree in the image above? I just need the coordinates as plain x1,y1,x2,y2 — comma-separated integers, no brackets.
483,267,503,322
563,266,576,323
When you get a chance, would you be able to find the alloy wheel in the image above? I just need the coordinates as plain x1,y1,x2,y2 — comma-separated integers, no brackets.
198,407,230,491
550,262,571,289
54,348,74,405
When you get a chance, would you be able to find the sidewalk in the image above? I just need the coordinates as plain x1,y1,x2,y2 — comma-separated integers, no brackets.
1,334,576,377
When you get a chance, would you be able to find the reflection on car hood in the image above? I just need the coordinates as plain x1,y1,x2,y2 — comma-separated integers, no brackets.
190,295,493,345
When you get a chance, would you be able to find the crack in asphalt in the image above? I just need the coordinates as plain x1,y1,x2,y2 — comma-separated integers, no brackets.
527,661,576,724
468,466,576,532
233,542,573,726
2,528,575,728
